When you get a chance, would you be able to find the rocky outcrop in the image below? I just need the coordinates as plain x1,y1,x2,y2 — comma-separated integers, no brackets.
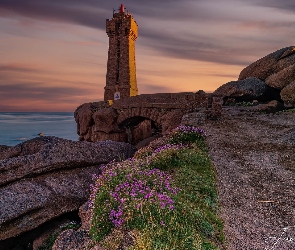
280,81,295,107
238,46,295,107
213,77,268,102
0,137,136,244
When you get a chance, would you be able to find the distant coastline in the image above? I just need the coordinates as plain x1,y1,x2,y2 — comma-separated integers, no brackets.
0,112,78,146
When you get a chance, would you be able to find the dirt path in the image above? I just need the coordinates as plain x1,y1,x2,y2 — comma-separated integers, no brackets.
201,107,295,250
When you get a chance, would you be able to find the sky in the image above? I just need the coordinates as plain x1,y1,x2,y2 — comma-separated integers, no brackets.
1,0,295,111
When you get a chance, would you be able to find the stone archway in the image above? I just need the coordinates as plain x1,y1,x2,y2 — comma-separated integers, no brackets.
74,92,219,144
118,116,160,144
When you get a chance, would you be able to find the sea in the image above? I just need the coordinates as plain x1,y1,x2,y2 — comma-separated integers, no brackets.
0,112,78,146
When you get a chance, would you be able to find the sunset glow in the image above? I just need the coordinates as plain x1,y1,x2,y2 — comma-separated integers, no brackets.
1,1,295,111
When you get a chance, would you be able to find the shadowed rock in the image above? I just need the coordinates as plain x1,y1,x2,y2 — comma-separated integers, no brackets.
213,77,268,102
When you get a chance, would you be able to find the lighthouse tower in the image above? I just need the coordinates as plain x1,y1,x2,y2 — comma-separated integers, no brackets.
104,4,138,101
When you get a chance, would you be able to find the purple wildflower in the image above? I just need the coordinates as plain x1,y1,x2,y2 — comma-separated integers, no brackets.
173,125,206,137
88,161,180,228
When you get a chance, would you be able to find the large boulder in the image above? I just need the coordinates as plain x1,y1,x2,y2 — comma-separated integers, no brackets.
0,137,136,243
238,46,295,107
213,77,268,102
238,46,295,81
280,81,295,107
265,64,295,90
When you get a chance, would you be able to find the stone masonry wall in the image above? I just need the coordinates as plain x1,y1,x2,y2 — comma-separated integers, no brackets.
74,91,222,144
105,12,138,101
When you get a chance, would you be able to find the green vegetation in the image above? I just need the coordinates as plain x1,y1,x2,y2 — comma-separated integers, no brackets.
89,125,224,249
236,101,254,107
283,107,295,113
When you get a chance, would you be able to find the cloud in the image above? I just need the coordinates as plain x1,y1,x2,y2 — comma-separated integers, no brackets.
0,82,91,100
0,1,108,30
248,0,295,12
0,63,39,72
1,0,295,111
0,62,103,111
1,0,295,66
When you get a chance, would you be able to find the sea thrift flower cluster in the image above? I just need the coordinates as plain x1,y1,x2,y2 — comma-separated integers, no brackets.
169,125,206,145
89,161,179,228
88,160,141,209
173,125,206,137
133,146,153,159
153,143,184,154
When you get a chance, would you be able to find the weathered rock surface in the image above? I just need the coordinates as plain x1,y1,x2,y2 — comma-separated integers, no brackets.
250,100,284,113
238,46,295,81
213,77,268,102
281,81,295,107
0,137,136,243
92,108,121,134
32,219,75,250
160,110,184,135
51,202,96,250
52,229,94,250
265,64,295,90
238,46,295,106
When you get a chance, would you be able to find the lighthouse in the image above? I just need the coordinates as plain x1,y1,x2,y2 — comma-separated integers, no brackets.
104,4,138,101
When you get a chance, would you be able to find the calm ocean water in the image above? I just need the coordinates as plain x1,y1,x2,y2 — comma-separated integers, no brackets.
0,112,78,146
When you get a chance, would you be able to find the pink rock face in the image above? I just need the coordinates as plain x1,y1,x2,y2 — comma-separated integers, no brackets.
281,81,295,107
78,203,92,231
74,103,94,139
237,46,295,106
160,110,184,135
238,46,295,81
92,108,120,134
0,137,136,242
52,229,93,250
131,119,152,144
213,77,267,101
265,64,295,90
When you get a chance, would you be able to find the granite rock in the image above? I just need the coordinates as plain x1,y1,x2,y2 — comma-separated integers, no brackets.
0,137,136,242
238,46,295,106
213,77,267,101
238,46,295,81
280,81,295,107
